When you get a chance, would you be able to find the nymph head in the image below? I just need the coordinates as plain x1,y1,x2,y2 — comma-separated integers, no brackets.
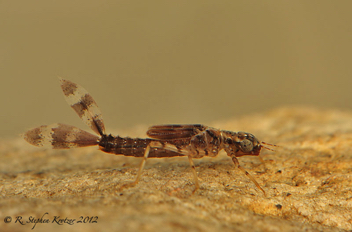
233,132,262,156
222,131,275,157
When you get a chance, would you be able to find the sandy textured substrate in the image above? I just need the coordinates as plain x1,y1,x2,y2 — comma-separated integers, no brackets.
1,107,352,232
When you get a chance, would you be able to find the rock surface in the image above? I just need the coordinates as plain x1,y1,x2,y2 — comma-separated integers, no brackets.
1,107,352,231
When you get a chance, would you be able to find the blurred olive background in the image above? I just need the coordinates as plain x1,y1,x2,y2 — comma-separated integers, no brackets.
1,1,352,138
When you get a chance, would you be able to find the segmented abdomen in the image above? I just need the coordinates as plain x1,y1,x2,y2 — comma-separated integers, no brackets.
98,134,184,158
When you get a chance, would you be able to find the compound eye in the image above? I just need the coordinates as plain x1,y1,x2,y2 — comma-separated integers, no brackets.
240,139,253,152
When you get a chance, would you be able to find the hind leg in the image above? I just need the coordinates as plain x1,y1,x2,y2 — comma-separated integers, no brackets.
119,145,151,190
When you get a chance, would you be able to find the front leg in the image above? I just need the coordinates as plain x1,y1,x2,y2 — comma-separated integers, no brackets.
231,156,266,196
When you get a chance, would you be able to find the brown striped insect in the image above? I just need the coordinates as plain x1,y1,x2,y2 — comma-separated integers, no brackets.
24,78,276,195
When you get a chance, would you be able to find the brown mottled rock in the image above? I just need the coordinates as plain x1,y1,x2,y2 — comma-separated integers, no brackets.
1,107,351,231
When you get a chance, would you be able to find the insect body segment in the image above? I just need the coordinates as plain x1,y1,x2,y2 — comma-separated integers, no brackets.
98,134,184,158
24,78,276,195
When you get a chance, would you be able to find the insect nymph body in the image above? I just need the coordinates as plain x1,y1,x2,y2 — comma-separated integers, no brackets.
24,78,275,194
